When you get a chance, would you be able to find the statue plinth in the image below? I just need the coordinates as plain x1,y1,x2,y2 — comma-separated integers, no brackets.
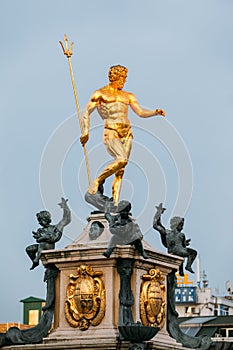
38,213,186,350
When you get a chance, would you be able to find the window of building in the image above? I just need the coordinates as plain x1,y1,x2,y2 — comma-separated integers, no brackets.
28,310,39,326
219,305,229,316
219,328,233,338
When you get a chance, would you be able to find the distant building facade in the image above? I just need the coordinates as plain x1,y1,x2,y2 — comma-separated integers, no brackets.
175,274,233,317
175,273,233,343
0,323,32,333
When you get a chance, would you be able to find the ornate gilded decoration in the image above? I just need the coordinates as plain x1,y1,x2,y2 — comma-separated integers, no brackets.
65,264,105,330
140,268,166,329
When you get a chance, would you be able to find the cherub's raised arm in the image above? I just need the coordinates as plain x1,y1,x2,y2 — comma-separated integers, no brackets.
153,203,167,248
56,198,71,233
129,93,165,118
153,203,166,232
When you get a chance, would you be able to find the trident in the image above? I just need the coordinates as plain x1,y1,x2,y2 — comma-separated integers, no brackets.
59,34,91,186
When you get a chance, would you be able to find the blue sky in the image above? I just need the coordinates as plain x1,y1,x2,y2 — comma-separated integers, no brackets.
1,0,233,322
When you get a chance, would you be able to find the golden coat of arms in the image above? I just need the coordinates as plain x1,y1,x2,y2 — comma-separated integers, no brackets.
140,267,166,329
65,264,106,330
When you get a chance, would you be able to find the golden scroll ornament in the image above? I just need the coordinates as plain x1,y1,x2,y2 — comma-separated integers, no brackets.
140,267,166,329
65,264,106,330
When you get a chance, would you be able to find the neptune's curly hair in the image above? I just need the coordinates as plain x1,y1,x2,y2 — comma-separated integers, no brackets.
108,65,128,82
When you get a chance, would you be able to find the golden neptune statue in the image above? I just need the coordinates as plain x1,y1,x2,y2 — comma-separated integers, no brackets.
80,65,165,205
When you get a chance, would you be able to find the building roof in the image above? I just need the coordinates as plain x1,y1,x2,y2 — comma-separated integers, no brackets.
204,316,233,327
179,315,233,327
179,315,233,340
179,316,216,325
197,326,218,337
20,296,45,303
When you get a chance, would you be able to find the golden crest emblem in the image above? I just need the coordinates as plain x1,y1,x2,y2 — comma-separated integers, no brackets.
140,267,166,329
65,264,106,330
